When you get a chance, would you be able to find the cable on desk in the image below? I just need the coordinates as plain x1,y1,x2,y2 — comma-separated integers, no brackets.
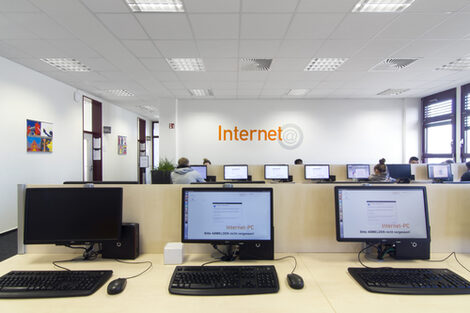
274,256,297,274
114,259,153,279
428,252,470,274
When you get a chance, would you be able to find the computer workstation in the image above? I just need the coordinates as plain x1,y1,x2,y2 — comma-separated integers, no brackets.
264,164,292,183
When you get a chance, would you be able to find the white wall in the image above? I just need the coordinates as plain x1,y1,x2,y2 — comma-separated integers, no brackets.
0,56,151,233
157,98,178,164
177,99,421,165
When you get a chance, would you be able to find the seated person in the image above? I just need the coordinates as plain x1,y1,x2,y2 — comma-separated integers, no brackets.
203,158,211,165
294,158,303,165
171,157,205,184
409,156,419,164
369,158,395,182
461,161,470,182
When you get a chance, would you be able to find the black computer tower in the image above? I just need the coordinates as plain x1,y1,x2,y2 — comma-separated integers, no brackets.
102,223,140,259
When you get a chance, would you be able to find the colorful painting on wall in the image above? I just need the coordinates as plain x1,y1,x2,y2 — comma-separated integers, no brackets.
27,119,53,152
118,135,127,155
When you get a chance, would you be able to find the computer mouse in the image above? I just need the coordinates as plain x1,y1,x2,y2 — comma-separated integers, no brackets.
107,278,127,295
287,273,304,290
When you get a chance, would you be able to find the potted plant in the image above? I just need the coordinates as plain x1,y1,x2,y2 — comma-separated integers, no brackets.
151,158,175,184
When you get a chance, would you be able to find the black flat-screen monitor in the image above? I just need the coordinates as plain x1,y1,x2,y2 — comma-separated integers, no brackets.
24,187,123,245
427,164,452,181
387,164,412,180
347,164,370,179
224,164,248,180
190,165,207,180
264,164,289,180
182,187,273,245
335,186,430,245
305,164,330,180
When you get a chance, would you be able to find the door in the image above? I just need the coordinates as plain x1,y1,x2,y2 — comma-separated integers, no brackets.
83,133,93,181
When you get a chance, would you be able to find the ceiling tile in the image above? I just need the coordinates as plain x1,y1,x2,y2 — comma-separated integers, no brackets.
276,40,323,58
97,14,148,39
238,72,269,82
9,57,61,72
178,71,238,81
189,14,239,39
49,39,101,58
270,58,311,71
391,40,453,58
81,0,131,13
211,81,238,89
140,58,173,71
29,0,90,14
260,89,289,96
330,13,397,40
204,58,238,71
151,71,180,81
197,40,238,57
239,40,281,57
0,17,37,39
242,0,299,12
315,40,367,57
136,13,193,39
80,58,119,71
431,39,470,58
121,40,161,58
0,42,31,58
422,13,470,39
285,13,345,39
336,57,382,71
153,40,199,57
4,13,74,39
241,14,292,39
297,0,357,12
267,71,328,81
407,0,470,13
3,39,66,58
184,0,241,12
378,13,448,40
354,39,411,58
0,0,40,12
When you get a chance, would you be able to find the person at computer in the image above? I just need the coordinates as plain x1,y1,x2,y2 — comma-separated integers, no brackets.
409,156,419,164
461,161,470,181
171,157,205,184
294,159,303,165
369,158,395,182
203,158,211,165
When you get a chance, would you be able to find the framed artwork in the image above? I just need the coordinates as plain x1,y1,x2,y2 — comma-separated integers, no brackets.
118,135,127,155
26,119,53,152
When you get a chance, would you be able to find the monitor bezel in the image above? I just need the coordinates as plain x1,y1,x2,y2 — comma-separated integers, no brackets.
334,185,430,243
387,164,412,180
427,163,452,180
181,187,273,244
23,187,123,245
190,164,208,179
346,164,371,179
264,164,289,180
304,164,330,180
223,164,249,181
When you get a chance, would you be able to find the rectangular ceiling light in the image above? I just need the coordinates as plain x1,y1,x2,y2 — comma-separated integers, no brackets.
352,0,415,13
436,56,470,71
377,88,410,96
126,0,184,12
166,58,205,71
104,89,135,97
190,89,213,97
40,58,91,72
304,58,348,71
287,89,309,96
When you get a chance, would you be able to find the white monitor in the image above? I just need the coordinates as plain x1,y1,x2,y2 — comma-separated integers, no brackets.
427,164,452,180
304,164,330,180
347,164,370,179
190,165,207,179
224,165,248,180
264,164,289,180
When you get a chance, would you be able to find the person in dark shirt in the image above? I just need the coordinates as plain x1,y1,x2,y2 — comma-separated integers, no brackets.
461,162,470,181
294,159,303,165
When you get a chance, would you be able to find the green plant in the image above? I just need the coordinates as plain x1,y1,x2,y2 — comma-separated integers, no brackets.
153,157,175,172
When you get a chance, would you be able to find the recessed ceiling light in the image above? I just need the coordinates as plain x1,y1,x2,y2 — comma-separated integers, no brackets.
240,59,272,71
166,58,205,71
104,89,135,97
436,56,470,71
304,58,348,71
125,0,184,12
287,89,309,96
377,88,410,96
189,89,213,97
352,0,415,13
40,58,91,72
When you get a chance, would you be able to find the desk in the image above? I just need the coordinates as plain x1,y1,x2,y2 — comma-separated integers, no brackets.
1,253,470,313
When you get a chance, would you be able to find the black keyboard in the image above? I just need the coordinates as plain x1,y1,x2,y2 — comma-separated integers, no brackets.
169,265,279,295
349,267,470,295
0,270,113,298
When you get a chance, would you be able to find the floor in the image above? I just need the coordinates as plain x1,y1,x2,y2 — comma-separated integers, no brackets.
0,229,17,262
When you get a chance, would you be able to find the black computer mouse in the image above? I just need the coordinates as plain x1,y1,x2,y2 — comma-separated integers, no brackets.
287,273,304,290
107,278,127,295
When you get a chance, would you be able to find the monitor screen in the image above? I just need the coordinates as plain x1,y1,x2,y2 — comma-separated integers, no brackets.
182,187,273,244
224,165,248,180
387,164,412,180
428,164,452,180
347,164,370,179
335,186,429,243
305,164,330,180
190,165,207,179
264,164,289,180
24,187,123,245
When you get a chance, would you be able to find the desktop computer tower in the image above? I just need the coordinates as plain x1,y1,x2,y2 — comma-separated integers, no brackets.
394,239,430,260
102,223,140,259
238,241,274,260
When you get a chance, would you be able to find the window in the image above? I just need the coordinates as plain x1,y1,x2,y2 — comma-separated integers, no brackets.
421,89,456,163
152,122,160,168
462,84,470,162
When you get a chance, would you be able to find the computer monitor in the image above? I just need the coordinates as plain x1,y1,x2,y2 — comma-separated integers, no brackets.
224,164,249,181
304,164,330,180
347,164,370,180
24,187,123,245
335,186,430,259
182,187,273,259
264,164,289,180
190,165,207,180
387,164,413,180
428,164,452,181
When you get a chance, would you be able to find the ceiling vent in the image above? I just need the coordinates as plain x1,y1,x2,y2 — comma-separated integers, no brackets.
240,59,272,71
377,88,410,96
370,58,418,71
436,56,470,71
